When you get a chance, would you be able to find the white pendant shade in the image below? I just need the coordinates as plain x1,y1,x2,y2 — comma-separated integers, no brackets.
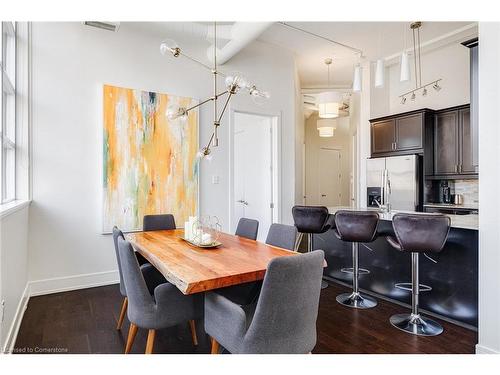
352,65,362,92
317,119,337,138
400,51,410,82
317,91,341,119
375,59,384,88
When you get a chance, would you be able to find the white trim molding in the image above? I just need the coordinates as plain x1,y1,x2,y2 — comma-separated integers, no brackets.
476,344,500,354
2,283,30,354
29,270,119,297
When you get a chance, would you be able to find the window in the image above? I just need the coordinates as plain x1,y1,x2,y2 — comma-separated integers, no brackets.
1,22,16,203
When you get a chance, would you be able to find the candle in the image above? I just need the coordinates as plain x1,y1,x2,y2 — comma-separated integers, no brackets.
201,232,212,245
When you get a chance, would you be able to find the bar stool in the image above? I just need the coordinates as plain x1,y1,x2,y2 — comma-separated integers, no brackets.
292,205,333,289
386,213,450,336
333,210,379,309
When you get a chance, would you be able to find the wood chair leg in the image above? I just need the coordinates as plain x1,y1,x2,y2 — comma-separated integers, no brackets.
124,323,138,354
188,320,198,346
116,297,128,330
210,337,220,354
145,329,156,354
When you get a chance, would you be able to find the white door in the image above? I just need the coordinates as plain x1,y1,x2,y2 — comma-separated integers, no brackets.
318,148,342,207
233,112,275,242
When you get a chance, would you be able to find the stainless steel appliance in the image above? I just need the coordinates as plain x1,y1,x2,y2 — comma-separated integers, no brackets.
367,155,419,211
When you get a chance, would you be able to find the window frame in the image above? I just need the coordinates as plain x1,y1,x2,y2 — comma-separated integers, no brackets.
1,21,17,204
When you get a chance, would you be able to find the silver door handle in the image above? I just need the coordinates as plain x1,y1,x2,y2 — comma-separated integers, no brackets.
321,194,327,197
237,199,248,205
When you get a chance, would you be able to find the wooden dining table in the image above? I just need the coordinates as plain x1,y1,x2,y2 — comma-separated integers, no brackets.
126,229,300,295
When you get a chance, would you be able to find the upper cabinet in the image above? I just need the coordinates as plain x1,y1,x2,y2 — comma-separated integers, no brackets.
370,109,433,157
434,105,477,178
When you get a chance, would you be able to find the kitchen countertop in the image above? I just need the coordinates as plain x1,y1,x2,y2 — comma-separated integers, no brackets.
328,206,478,230
423,202,479,210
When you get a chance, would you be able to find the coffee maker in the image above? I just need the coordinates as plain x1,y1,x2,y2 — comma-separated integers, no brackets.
440,181,452,204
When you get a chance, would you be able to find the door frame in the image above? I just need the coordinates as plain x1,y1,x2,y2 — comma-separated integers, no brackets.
317,147,342,206
228,107,282,233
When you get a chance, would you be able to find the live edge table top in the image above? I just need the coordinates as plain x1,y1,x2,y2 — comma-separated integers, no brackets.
126,229,299,295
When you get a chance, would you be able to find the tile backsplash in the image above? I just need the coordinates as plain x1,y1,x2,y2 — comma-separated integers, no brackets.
452,180,479,207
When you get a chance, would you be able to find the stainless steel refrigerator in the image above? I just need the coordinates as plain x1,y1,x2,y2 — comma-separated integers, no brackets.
366,155,419,211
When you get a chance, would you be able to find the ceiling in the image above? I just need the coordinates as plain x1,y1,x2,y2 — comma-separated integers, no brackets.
258,22,475,88
122,21,477,88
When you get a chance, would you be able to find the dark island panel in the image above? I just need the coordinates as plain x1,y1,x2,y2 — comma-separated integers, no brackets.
314,218,478,328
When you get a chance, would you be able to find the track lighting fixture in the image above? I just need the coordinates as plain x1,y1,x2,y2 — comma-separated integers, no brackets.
398,22,443,104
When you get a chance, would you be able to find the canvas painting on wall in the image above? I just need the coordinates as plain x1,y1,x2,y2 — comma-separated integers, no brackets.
102,84,199,233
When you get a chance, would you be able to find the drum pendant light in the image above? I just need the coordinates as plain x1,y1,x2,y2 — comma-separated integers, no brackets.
318,58,340,119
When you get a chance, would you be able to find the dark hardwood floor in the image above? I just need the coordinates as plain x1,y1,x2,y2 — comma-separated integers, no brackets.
14,282,477,354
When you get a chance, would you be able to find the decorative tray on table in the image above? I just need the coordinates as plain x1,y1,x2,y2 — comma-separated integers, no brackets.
180,237,222,249
181,215,222,249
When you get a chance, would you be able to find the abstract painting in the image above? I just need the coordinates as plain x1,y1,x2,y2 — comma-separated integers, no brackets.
102,84,198,233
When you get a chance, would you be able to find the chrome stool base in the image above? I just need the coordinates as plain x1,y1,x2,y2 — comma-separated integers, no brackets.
336,292,378,309
390,313,443,336
321,280,329,289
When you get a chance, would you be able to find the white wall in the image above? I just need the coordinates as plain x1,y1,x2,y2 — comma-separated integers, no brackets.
477,22,500,354
370,42,470,119
0,206,29,352
304,114,350,206
28,23,297,287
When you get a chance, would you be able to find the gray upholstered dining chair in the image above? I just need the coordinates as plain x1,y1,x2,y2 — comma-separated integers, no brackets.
117,237,203,354
235,218,259,240
215,221,295,306
143,214,176,231
205,250,325,354
112,227,166,330
265,223,298,251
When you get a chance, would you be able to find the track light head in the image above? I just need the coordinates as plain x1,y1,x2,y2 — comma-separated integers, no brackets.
422,88,428,97
411,92,416,101
401,96,406,104
433,82,442,91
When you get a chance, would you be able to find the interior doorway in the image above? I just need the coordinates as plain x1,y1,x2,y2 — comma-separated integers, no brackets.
230,110,280,242
318,148,342,206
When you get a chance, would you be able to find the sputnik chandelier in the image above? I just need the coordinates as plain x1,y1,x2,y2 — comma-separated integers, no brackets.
160,22,270,159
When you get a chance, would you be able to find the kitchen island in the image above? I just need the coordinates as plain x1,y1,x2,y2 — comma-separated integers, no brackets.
315,207,478,329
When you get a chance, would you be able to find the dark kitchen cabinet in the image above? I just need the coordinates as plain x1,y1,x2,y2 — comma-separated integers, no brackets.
395,113,424,151
460,107,476,174
433,105,476,178
370,110,431,157
434,110,459,175
371,119,395,154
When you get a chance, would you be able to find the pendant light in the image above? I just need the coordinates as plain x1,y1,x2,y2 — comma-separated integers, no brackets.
400,51,410,82
374,30,384,88
375,59,385,88
352,64,362,92
400,24,410,82
318,58,340,119
316,119,337,138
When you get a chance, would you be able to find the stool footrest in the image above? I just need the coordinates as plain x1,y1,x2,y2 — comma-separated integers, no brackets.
395,282,432,292
341,267,370,275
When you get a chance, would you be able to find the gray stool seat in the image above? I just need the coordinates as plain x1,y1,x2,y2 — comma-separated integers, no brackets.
333,210,379,309
386,213,451,337
292,206,333,289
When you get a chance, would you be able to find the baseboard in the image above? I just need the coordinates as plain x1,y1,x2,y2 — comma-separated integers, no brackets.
29,270,119,297
476,344,500,354
2,283,30,354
